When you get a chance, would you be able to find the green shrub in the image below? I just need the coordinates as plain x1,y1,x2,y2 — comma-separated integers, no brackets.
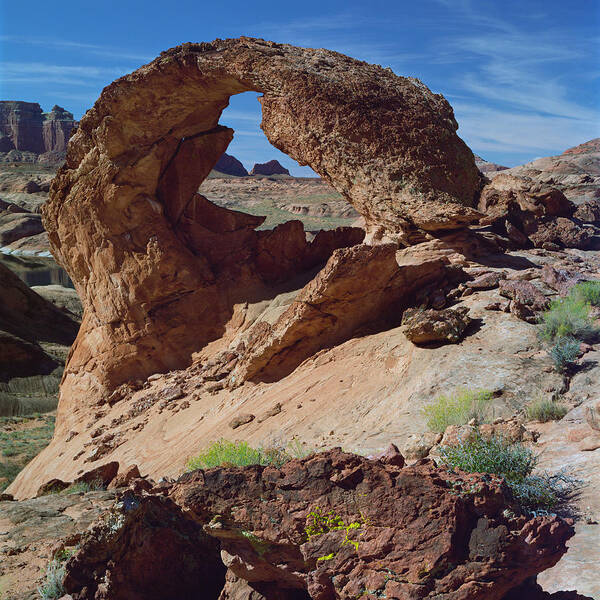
423,389,493,433
185,438,313,472
570,281,600,307
526,397,568,422
62,479,104,495
549,336,580,372
540,297,596,342
438,433,578,512
37,552,71,600
286,436,314,460
186,439,268,470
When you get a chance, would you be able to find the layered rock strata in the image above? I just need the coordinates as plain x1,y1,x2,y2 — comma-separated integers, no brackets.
0,102,77,163
0,261,80,415
491,139,599,204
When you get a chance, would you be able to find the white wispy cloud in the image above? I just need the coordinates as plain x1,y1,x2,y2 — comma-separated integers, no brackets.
430,0,599,157
452,101,599,158
222,109,262,122
0,35,152,63
0,62,129,87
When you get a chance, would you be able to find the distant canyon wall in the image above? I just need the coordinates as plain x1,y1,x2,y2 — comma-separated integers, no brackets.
0,101,77,161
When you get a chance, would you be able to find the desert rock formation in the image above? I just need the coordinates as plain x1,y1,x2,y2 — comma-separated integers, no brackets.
214,152,250,176
474,154,508,174
492,139,599,205
39,36,482,414
0,262,79,415
0,102,77,164
62,450,583,600
6,40,600,597
251,159,290,176
479,173,599,250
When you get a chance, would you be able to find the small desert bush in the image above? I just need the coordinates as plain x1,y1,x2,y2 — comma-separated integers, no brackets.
549,336,580,372
438,433,579,513
540,297,596,342
570,281,600,307
526,397,568,422
62,479,104,495
423,389,493,433
186,438,314,471
37,551,72,600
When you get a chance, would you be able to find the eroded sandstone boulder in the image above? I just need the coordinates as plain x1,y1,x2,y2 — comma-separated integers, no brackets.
42,37,482,408
402,306,471,345
61,449,577,600
479,173,599,250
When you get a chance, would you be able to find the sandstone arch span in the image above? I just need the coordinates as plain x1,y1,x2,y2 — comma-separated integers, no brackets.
43,37,482,409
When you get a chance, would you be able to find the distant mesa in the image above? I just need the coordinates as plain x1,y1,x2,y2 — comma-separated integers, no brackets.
0,101,77,164
251,159,290,176
474,154,508,174
213,152,249,176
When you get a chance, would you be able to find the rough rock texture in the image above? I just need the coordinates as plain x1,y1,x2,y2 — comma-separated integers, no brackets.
251,159,290,176
402,306,471,345
41,37,482,410
62,450,576,600
214,152,249,176
0,101,76,161
474,155,508,174
479,173,598,250
0,490,117,600
573,199,600,225
498,279,550,323
491,139,600,205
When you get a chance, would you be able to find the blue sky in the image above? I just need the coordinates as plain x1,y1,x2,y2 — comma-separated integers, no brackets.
1,0,598,176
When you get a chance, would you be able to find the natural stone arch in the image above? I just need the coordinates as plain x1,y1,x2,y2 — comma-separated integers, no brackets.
44,37,482,408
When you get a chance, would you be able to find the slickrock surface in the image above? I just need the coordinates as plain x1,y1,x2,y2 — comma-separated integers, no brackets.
61,450,582,600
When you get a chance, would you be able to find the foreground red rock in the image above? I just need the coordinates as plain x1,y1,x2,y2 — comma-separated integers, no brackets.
61,450,582,600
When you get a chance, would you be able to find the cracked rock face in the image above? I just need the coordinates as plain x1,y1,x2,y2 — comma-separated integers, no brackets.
41,37,482,409
62,449,578,600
